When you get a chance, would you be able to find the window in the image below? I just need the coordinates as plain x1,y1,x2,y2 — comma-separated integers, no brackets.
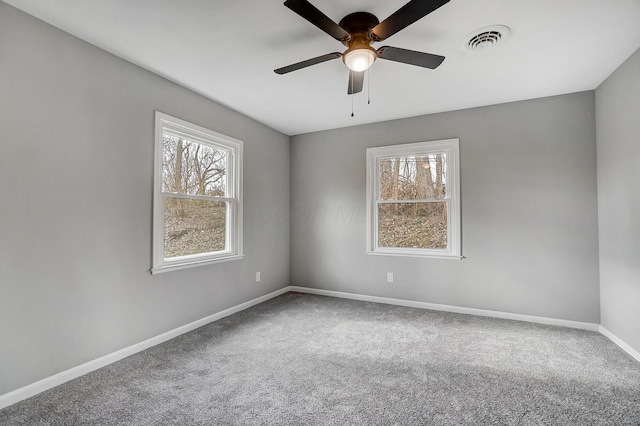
366,138,461,259
152,112,243,273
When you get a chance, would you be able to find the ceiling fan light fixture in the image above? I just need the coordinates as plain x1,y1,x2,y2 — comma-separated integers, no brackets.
343,46,376,72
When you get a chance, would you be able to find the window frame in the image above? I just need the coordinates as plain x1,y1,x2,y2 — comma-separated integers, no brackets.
152,111,243,274
366,138,461,259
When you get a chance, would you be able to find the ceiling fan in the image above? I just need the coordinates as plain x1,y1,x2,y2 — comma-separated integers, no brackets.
274,0,450,95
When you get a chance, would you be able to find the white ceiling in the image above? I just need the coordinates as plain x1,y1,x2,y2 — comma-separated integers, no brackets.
5,0,640,135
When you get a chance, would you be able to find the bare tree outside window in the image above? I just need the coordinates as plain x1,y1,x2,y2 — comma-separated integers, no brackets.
162,135,228,258
378,154,447,249
162,136,227,196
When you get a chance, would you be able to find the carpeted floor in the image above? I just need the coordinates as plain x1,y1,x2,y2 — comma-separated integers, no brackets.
2,292,640,425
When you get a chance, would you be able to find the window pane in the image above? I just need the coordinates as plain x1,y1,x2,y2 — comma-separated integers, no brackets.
378,202,447,249
162,134,227,196
379,154,446,200
164,198,227,258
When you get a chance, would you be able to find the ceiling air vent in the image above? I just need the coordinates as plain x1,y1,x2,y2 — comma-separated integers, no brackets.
465,25,511,51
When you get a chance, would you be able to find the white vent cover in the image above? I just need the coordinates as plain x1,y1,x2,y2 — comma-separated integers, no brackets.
465,25,511,51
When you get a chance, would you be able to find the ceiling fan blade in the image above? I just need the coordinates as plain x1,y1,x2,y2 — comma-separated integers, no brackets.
348,70,365,95
371,0,449,41
274,52,342,74
284,0,350,41
377,46,444,69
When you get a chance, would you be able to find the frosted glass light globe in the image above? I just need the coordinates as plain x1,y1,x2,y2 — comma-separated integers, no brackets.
343,48,376,72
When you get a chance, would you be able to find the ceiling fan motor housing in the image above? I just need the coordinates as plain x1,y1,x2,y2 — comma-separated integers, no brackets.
338,12,380,47
339,12,380,70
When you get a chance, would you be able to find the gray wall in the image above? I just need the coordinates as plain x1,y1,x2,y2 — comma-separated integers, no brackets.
291,92,600,323
0,3,289,395
596,47,640,354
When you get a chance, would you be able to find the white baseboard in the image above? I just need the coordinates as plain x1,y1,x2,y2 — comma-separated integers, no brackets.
599,326,640,363
288,286,601,331
0,287,289,410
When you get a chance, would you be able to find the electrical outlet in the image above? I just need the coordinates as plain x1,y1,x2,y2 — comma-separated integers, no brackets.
256,272,261,282
387,272,394,283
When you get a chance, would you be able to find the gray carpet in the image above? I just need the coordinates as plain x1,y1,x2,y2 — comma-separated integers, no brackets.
2,292,640,425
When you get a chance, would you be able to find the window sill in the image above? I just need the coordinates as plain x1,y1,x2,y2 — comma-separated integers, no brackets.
366,251,463,260
151,254,244,274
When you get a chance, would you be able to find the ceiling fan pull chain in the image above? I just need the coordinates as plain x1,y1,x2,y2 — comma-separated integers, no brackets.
351,94,355,117
367,69,371,105
351,72,355,117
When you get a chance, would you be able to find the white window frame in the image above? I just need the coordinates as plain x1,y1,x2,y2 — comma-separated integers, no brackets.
152,111,243,274
366,138,461,259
